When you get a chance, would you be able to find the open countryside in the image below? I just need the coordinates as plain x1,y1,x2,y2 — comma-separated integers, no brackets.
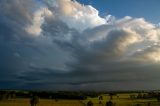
1,90,160,106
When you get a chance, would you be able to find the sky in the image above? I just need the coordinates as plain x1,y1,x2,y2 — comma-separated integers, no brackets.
78,0,160,23
0,0,160,91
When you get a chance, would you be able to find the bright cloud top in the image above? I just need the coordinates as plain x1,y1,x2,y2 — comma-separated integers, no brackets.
44,0,106,31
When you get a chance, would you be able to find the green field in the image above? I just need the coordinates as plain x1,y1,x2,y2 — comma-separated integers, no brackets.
0,93,160,106
0,99,83,106
83,93,160,106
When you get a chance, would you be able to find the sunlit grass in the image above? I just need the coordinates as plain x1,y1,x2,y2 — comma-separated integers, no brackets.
0,99,83,106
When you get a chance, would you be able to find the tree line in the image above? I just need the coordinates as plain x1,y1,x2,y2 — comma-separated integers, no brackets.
0,90,101,100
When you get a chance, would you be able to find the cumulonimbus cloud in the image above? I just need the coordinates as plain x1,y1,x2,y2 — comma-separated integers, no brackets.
1,0,160,90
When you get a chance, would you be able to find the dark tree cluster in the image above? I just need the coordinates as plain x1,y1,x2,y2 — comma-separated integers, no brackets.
86,100,116,106
0,90,104,100
129,92,160,102
0,91,16,100
106,101,114,106
29,91,88,100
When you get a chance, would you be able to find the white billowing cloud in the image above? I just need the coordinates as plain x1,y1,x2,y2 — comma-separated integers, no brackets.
25,7,53,36
43,0,107,32
40,7,160,64
116,16,160,42
106,28,142,56
85,27,142,60
146,28,160,42
130,45,160,63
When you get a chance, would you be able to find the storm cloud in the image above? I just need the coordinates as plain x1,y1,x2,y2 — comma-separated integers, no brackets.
1,0,160,90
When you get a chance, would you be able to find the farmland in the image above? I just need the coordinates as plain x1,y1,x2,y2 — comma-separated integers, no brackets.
84,93,160,106
0,99,83,106
0,92,160,106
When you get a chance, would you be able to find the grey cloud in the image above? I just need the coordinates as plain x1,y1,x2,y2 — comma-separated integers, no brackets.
129,44,160,63
0,0,36,41
14,62,160,90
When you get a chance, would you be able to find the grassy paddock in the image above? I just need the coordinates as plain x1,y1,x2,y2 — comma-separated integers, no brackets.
83,93,160,106
0,93,160,106
0,99,84,106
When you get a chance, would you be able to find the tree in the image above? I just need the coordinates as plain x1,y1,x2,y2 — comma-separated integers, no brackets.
109,93,116,100
137,93,143,99
0,91,10,100
30,96,39,106
99,96,103,100
87,100,93,106
106,101,113,106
